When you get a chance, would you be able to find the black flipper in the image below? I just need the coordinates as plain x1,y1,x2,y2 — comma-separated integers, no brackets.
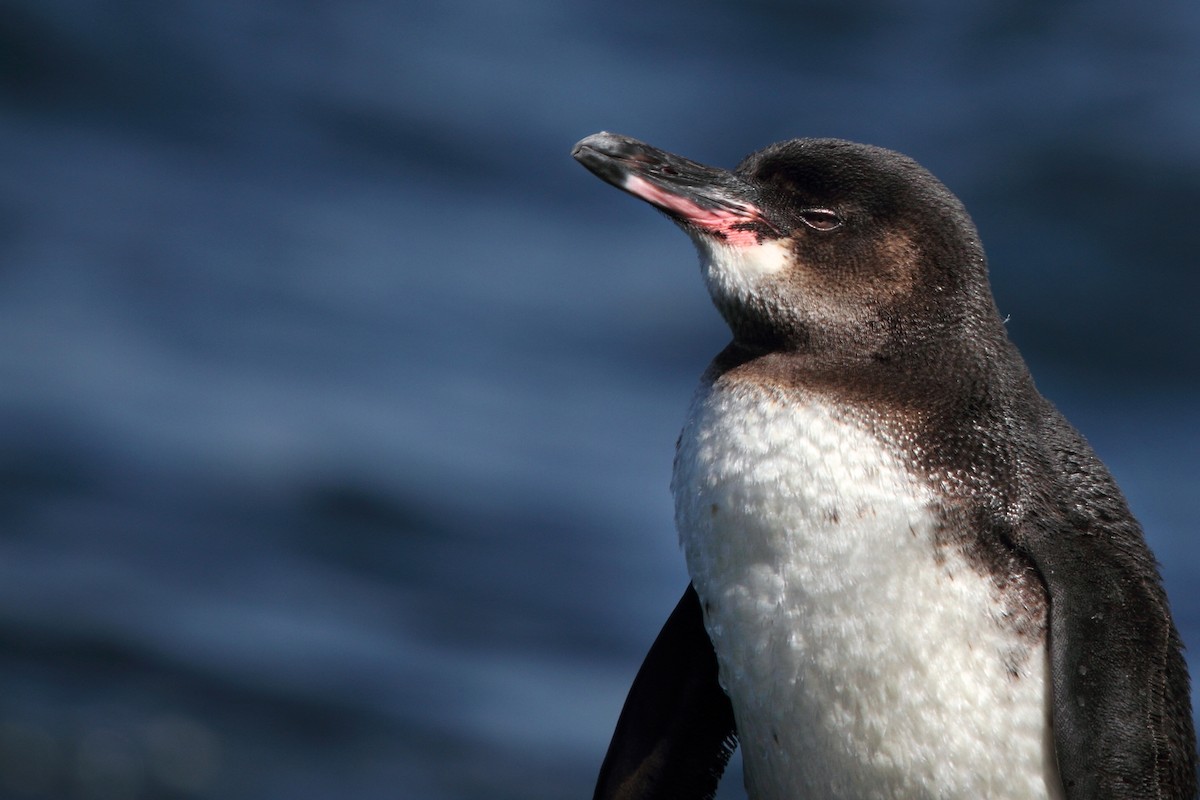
593,584,738,800
1020,416,1197,799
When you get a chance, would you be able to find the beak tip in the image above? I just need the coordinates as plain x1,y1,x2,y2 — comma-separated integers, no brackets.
572,133,634,188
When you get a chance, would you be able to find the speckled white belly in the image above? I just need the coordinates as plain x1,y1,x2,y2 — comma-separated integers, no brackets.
671,378,1063,800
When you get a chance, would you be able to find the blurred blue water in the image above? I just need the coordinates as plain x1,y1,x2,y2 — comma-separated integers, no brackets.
0,1,1196,797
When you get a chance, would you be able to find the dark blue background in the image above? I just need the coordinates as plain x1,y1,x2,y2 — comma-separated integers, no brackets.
1,1,1196,798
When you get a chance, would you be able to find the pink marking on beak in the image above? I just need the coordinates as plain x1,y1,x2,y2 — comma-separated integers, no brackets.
625,175,764,247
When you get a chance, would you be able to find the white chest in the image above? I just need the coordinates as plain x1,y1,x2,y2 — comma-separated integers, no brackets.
671,379,1062,800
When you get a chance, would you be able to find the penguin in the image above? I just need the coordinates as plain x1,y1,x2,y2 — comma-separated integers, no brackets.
571,132,1196,800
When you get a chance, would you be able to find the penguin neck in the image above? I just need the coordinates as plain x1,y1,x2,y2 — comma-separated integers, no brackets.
716,288,1011,374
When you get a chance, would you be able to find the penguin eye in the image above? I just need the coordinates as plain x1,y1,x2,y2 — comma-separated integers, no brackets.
798,209,843,231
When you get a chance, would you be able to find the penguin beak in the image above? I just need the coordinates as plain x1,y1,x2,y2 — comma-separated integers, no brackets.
572,132,779,243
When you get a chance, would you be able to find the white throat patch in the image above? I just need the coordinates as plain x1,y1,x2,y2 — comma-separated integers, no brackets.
693,236,791,307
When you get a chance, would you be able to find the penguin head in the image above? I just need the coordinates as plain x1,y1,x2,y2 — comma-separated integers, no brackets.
573,132,999,360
